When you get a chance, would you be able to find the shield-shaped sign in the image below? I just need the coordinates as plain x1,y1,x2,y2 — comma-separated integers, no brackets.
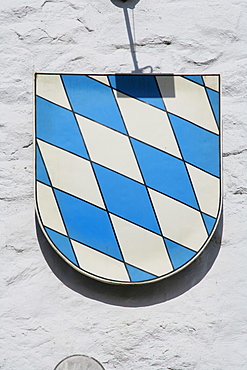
35,74,221,284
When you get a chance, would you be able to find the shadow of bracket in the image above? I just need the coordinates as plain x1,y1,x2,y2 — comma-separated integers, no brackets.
111,0,152,73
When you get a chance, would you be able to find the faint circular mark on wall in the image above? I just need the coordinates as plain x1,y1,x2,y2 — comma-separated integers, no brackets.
54,355,105,370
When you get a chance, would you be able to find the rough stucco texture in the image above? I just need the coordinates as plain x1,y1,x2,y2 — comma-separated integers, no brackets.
1,0,247,369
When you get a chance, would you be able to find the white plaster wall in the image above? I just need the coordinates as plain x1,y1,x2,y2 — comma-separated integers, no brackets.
1,0,247,369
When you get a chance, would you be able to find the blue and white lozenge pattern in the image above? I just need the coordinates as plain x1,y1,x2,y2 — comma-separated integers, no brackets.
35,74,221,284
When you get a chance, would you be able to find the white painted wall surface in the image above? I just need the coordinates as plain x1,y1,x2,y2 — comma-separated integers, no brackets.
1,0,247,369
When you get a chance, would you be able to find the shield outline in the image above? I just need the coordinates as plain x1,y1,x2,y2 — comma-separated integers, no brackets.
34,73,222,285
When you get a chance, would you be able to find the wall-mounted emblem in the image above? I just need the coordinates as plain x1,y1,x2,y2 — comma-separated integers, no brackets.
35,74,221,284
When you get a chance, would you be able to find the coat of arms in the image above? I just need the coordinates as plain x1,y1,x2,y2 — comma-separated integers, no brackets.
35,74,221,284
